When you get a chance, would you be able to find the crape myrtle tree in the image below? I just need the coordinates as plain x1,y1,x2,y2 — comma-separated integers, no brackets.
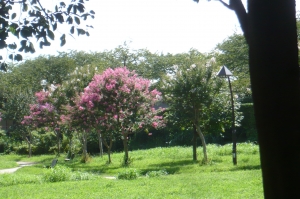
60,96,96,162
79,67,165,164
0,0,95,70
22,87,63,155
193,0,300,197
52,64,102,160
162,53,242,162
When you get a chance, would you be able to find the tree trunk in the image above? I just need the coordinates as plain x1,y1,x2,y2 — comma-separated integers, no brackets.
103,136,113,164
97,131,103,157
192,124,197,161
82,131,88,162
195,124,207,163
248,1,300,198
24,132,32,158
122,133,129,165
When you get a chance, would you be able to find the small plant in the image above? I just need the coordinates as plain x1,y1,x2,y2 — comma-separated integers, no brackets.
43,165,72,182
146,169,168,178
120,156,133,167
80,153,92,163
71,171,92,181
117,169,139,180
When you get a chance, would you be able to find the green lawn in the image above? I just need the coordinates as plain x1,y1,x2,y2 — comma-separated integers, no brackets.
0,143,263,199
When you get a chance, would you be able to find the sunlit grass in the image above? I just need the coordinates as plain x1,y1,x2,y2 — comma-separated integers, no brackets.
0,143,263,198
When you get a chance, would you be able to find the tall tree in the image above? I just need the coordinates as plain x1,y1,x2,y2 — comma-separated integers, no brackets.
215,33,251,99
162,53,242,162
79,67,165,164
2,89,35,157
194,0,300,197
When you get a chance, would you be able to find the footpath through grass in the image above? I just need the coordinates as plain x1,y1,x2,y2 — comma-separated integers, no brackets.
0,143,263,199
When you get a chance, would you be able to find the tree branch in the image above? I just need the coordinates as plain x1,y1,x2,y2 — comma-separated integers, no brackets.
218,0,234,10
36,0,51,20
219,0,249,43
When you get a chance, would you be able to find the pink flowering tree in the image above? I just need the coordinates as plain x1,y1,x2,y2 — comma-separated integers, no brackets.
22,89,63,155
80,67,165,164
60,96,97,162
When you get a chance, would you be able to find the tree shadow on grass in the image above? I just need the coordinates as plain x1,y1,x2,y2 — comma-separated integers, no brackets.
229,164,261,172
142,159,198,175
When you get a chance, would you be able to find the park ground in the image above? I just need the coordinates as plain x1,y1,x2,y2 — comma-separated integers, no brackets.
0,143,263,199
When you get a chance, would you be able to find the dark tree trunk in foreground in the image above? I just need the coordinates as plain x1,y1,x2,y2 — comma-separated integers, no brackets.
206,0,300,197
248,1,300,198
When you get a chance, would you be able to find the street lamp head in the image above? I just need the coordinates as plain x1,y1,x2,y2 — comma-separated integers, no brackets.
217,66,233,78
41,79,47,91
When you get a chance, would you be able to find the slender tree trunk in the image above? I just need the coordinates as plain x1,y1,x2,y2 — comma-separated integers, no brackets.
82,131,88,162
103,137,113,164
247,1,300,198
68,137,73,158
97,131,103,157
195,124,207,163
56,131,60,156
122,133,129,165
192,124,197,161
25,136,32,158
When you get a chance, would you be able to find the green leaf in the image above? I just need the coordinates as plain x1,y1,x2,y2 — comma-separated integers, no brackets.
86,32,90,36
74,16,80,25
47,30,55,40
77,3,85,13
11,13,16,20
60,2,66,7
67,5,72,14
33,6,41,11
77,28,85,36
60,34,66,46
70,26,74,34
55,13,64,23
8,43,17,50
29,42,35,53
90,10,95,14
52,22,57,31
14,54,23,61
22,3,28,12
66,16,73,24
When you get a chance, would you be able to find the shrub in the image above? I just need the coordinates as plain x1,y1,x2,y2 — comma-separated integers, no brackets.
70,171,92,181
43,165,72,182
117,169,139,180
80,153,92,163
146,169,168,178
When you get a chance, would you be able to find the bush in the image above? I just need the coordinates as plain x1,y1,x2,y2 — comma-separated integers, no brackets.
70,171,92,181
117,169,139,180
43,165,72,182
146,169,168,178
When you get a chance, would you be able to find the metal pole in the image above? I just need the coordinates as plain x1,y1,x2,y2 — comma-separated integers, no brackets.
228,76,237,165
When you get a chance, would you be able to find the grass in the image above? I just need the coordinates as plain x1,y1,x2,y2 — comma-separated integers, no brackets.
0,143,263,199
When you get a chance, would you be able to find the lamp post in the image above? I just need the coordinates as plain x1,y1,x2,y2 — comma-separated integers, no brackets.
217,66,237,165
41,79,47,92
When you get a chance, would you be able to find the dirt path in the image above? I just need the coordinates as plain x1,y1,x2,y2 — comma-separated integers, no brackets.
0,162,37,174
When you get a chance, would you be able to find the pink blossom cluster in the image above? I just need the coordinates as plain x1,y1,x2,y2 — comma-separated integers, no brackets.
22,91,57,129
77,67,165,134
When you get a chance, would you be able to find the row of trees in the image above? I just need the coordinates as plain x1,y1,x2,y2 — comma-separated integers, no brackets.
0,42,246,163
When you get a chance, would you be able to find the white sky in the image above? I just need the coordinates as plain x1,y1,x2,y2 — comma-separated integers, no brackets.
2,0,300,61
